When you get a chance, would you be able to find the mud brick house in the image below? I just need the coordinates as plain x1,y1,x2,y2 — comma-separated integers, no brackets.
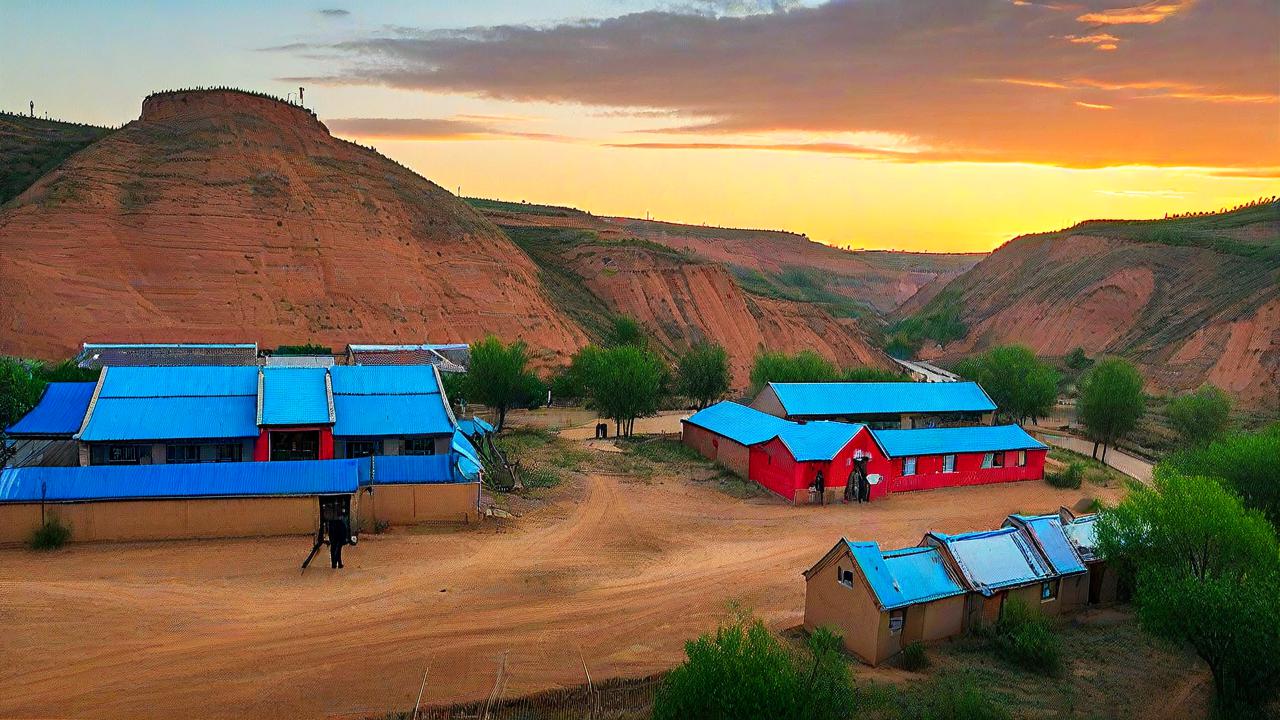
750,381,997,429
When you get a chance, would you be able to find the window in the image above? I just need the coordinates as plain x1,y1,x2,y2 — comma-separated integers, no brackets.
992,452,1005,468
271,430,320,461
345,441,378,459
1041,579,1059,602
1017,450,1027,467
838,567,854,588
902,457,917,476
106,445,144,465
214,443,242,462
943,454,956,473
888,609,905,634
402,437,436,456
981,452,993,469
167,444,201,464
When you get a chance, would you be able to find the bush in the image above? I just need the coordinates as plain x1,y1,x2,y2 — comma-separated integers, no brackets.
916,674,1012,720
991,600,1062,675
899,641,929,671
1047,461,1084,489
29,517,71,550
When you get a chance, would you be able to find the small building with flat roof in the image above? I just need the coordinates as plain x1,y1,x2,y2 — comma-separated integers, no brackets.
752,381,997,429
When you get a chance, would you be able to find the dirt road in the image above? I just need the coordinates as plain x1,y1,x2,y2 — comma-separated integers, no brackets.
1038,432,1155,483
0,472,1122,719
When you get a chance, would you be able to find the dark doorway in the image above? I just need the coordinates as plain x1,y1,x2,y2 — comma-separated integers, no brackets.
1089,567,1105,604
319,494,350,525
271,430,320,461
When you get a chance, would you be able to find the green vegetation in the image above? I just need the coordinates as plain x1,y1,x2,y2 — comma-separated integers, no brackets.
0,113,112,205
1046,461,1084,489
1077,357,1146,461
842,366,907,383
605,315,649,349
28,517,72,550
954,345,1059,425
884,290,967,357
0,356,100,439
1097,469,1280,717
654,613,855,720
986,600,1063,676
1164,385,1232,446
463,196,582,217
899,642,929,671
1162,424,1280,526
273,343,333,356
464,336,544,430
576,344,668,436
750,350,839,392
727,264,877,323
676,342,730,409
1063,347,1093,371
1072,201,1280,262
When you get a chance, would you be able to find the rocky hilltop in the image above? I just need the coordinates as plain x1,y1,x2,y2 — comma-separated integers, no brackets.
0,89,586,360
897,203,1280,407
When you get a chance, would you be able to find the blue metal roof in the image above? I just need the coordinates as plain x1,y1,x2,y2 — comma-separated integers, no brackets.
870,424,1046,458
1008,514,1087,575
0,459,359,502
368,454,461,484
774,421,864,462
770,381,996,417
683,401,788,446
260,368,332,426
846,541,966,610
331,395,453,437
5,382,96,437
330,365,440,395
97,366,260,398
1062,515,1100,562
79,396,260,441
930,527,1056,595
457,417,495,437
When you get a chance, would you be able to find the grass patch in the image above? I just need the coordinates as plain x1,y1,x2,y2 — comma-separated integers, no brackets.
981,600,1064,676
29,517,71,550
899,642,930,671
1047,447,1126,487
1046,461,1084,489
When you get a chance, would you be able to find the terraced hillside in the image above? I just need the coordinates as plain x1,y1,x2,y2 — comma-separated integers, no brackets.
0,113,112,205
896,202,1280,407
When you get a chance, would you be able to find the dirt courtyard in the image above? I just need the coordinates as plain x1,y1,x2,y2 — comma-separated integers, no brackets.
0,469,1123,720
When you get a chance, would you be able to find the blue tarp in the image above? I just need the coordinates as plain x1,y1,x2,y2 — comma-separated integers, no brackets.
1009,514,1087,575
0,459,360,502
847,541,966,610
930,527,1056,595
683,401,788,446
260,368,332,426
774,421,865,462
456,417,495,437
871,424,1046,458
770,381,996,418
5,382,96,437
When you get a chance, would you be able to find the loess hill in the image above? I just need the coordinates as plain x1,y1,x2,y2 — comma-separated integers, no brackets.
896,203,1280,407
0,90,587,361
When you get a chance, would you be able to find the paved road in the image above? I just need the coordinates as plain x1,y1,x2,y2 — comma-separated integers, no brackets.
1037,432,1154,483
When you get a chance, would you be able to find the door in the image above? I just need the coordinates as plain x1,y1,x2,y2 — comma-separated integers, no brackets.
1089,567,1105,604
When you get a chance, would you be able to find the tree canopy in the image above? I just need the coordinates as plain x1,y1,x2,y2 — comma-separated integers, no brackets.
0,357,45,432
579,344,667,436
749,350,839,393
1077,357,1145,461
1164,385,1232,446
841,366,905,383
1096,470,1280,715
464,336,542,430
1162,424,1280,527
954,345,1059,424
676,342,730,410
605,315,648,349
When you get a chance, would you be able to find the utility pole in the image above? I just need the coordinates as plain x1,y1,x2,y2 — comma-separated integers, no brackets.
299,86,304,106
29,100,34,117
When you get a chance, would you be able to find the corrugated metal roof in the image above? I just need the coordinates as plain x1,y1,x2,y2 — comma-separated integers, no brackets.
260,368,332,426
330,365,440,395
5,382,96,437
770,381,996,417
0,459,359,502
80,396,260,441
369,454,459,484
683,401,788,446
331,395,452,437
932,526,1056,595
1062,515,1100,562
1008,514,1087,575
457,417,495,437
774,421,865,462
97,366,260,398
847,541,966,610
871,424,1046,458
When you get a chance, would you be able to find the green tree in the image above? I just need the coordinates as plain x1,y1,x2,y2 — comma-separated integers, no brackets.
1063,347,1093,371
677,342,730,410
954,345,1059,425
580,345,666,436
654,612,856,720
1077,357,1145,461
842,366,904,383
605,315,648,349
273,343,333,356
1164,385,1232,446
749,350,839,394
1163,425,1280,527
0,356,45,431
464,336,541,431
1096,470,1280,715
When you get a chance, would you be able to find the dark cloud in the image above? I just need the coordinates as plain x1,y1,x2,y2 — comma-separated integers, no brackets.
318,8,350,17
289,0,1279,169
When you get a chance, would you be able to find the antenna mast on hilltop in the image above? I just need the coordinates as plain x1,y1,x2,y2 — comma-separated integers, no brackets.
30,100,34,117
299,87,305,106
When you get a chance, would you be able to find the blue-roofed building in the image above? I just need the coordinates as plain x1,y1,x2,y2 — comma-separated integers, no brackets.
925,526,1072,627
751,381,997,429
329,365,456,459
804,539,968,665
4,382,97,467
1054,508,1120,605
682,401,788,478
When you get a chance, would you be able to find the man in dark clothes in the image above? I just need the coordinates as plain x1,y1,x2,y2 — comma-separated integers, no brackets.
327,512,349,569
814,471,825,505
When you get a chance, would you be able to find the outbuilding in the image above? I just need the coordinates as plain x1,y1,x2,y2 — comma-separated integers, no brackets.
751,381,996,429
748,421,888,504
1004,513,1091,612
804,539,967,665
4,382,96,467
870,425,1047,493
681,401,787,478
1056,509,1121,605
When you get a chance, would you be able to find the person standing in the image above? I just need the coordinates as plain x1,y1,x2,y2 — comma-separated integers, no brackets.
814,470,826,506
327,512,349,569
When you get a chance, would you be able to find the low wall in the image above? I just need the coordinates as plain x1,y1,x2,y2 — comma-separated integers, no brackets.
357,482,480,528
0,496,318,545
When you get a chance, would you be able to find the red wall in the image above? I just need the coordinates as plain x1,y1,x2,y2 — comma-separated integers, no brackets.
887,448,1046,493
254,427,336,461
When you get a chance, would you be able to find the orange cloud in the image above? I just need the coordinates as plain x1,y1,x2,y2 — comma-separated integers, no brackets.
1076,0,1194,25
1075,101,1113,109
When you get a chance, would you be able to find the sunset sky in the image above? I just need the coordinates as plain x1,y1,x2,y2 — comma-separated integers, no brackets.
3,0,1277,252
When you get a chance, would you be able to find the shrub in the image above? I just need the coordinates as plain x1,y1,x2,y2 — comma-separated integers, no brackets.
991,600,1062,675
1047,461,1084,489
899,641,929,671
29,517,71,550
916,674,1012,720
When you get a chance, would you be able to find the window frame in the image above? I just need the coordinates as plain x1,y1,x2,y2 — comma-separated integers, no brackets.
942,454,956,473
345,440,378,459
401,437,437,456
106,444,144,465
902,457,917,476
1041,579,1059,602
992,451,1005,468
888,609,906,634
1017,450,1027,467
214,443,243,462
166,444,201,464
